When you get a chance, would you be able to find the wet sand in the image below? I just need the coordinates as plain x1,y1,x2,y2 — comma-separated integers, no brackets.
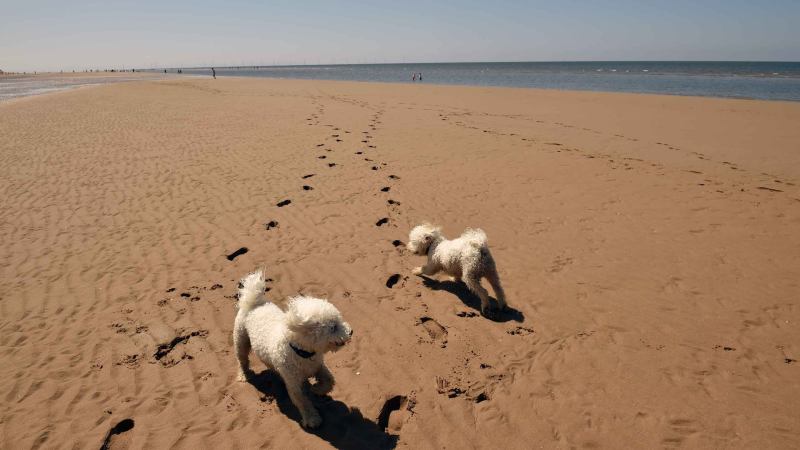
1,77,799,449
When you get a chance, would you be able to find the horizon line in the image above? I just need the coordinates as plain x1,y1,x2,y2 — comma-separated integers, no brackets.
5,59,800,73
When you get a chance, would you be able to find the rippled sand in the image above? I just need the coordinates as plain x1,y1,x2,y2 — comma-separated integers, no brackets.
1,77,799,449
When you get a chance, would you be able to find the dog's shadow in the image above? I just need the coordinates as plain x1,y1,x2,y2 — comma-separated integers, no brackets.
248,370,398,450
420,276,525,323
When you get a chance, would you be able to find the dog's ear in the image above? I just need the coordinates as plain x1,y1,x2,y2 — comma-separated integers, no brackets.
424,234,433,243
285,301,323,334
286,307,312,332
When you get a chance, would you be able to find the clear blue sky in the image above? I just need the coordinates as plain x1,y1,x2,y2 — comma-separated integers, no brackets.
1,0,798,71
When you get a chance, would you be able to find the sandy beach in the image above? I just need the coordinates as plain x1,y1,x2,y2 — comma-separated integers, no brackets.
1,76,799,449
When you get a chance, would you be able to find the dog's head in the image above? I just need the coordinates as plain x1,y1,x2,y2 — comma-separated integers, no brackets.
285,295,353,354
407,223,443,256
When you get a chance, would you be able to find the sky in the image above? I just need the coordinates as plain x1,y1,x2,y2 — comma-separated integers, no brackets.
1,0,799,72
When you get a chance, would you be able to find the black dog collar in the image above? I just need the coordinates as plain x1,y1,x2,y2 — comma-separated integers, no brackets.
289,343,316,359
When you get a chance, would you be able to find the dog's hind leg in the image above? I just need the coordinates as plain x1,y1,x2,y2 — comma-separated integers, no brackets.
464,273,492,316
282,374,322,428
233,326,251,382
486,270,507,310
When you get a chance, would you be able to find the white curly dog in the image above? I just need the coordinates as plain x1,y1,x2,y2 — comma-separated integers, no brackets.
407,224,508,315
233,270,353,428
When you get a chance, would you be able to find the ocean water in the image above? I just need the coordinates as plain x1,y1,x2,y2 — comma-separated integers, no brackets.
4,62,800,102
180,61,800,101
0,74,167,102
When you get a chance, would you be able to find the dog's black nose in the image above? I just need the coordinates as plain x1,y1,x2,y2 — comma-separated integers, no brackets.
349,329,354,336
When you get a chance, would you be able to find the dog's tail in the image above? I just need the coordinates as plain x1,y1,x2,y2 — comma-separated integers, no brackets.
463,228,488,249
237,270,268,314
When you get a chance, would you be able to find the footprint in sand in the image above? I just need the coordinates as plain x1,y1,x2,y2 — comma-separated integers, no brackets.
265,221,279,230
376,217,389,226
371,166,380,170
301,174,315,179
380,186,390,192
226,247,248,261
100,418,135,450
153,330,209,366
392,239,403,247
386,274,401,288
507,326,534,336
276,199,291,207
318,155,327,159
418,317,448,343
328,163,337,167
302,185,313,191
388,175,400,180
377,395,413,432
387,199,400,205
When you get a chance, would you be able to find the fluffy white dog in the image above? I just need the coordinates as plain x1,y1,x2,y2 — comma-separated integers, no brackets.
407,224,508,315
233,270,353,428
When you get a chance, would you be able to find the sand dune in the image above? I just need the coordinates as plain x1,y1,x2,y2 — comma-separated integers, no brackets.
1,77,799,449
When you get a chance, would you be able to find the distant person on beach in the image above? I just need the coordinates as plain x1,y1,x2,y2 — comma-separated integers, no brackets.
412,73,417,82
212,67,216,79
419,72,423,81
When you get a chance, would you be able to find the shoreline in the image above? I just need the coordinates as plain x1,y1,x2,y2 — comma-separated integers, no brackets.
5,70,800,104
0,72,177,103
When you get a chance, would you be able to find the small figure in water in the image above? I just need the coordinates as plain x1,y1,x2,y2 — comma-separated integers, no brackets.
418,72,423,81
212,67,216,79
412,72,417,82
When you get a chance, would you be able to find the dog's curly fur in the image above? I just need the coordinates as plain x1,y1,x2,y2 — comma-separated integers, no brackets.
233,270,353,428
408,223,508,315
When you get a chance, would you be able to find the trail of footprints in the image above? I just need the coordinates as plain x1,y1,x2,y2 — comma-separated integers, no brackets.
436,110,799,201
258,98,530,423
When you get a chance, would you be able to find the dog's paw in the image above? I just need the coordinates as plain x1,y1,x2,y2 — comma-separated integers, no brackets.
302,410,323,429
311,381,333,396
480,305,497,318
412,267,423,275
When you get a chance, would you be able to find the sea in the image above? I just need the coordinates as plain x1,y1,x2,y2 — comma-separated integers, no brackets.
3,62,800,102
182,61,800,101
0,74,165,102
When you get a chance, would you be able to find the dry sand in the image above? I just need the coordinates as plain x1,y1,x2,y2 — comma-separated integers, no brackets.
1,77,799,449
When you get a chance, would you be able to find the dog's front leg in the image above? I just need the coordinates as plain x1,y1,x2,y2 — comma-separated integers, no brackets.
413,262,439,276
311,364,335,396
283,375,322,428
